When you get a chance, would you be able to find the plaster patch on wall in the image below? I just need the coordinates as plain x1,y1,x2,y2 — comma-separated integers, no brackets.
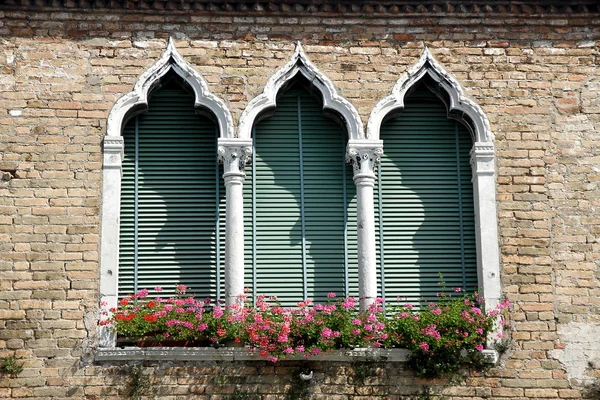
550,322,600,384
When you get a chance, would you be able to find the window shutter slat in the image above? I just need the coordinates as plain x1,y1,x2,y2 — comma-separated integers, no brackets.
378,87,477,305
119,82,221,299
247,84,356,306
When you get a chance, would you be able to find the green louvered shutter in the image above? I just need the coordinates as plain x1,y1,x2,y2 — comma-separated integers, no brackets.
119,77,223,299
245,82,357,306
378,85,477,305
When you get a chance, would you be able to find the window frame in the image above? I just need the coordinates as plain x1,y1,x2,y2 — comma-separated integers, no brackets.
99,39,234,346
367,48,502,317
100,42,501,348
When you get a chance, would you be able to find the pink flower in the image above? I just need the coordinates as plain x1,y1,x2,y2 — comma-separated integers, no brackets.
475,344,483,351
419,342,429,351
471,307,483,316
296,345,305,352
154,286,163,292
321,327,333,338
497,332,503,339
311,348,320,355
399,312,409,319
327,292,336,298
454,287,462,292
351,319,361,325
213,306,224,319
198,323,208,331
432,308,442,315
176,284,187,294
278,334,288,343
283,347,294,354
364,324,373,331
352,329,361,335
476,328,484,335
380,333,388,340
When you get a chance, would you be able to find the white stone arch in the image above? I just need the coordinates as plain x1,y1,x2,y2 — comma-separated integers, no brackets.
237,42,364,141
99,38,233,346
367,48,501,318
106,38,234,140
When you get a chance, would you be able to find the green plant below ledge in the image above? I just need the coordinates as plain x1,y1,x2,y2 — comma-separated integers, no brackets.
0,355,23,378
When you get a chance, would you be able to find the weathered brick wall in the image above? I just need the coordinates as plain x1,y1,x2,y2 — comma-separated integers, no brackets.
0,4,599,399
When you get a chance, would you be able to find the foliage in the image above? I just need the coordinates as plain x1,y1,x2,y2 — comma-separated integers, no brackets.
124,364,153,400
384,289,509,378
102,286,508,378
0,355,23,377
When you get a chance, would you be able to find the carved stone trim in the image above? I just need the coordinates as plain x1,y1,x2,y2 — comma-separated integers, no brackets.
102,137,124,170
6,1,597,15
238,42,364,141
346,139,384,179
95,347,498,364
471,141,495,176
367,47,492,144
106,37,233,140
217,138,253,175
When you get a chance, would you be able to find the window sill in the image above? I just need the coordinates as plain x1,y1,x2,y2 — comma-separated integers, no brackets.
95,347,498,364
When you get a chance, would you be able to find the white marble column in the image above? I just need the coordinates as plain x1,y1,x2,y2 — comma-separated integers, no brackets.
99,136,124,347
347,140,383,311
218,138,252,307
470,142,501,314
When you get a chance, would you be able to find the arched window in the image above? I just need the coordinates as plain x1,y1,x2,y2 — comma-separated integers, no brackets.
377,84,477,305
244,79,357,305
368,48,500,312
118,72,225,299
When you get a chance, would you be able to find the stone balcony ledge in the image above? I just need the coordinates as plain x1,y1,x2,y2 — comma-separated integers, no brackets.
95,347,498,364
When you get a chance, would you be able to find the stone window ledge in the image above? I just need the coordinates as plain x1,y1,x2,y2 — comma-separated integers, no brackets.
95,347,498,364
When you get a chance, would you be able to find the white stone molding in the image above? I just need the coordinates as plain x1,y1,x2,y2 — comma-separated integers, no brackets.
238,42,364,140
367,48,501,319
218,138,253,306
106,38,234,139
367,47,493,143
471,143,501,315
346,140,384,311
95,347,498,364
100,38,233,347
98,136,124,347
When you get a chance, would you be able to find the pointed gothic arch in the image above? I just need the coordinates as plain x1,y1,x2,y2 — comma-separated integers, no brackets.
367,48,492,144
367,48,501,316
237,42,364,141
106,38,234,140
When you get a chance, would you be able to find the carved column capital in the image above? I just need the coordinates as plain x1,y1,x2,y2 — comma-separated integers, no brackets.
346,139,384,182
218,138,253,177
103,136,124,170
470,142,495,176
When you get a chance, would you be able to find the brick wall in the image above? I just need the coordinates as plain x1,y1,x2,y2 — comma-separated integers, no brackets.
0,3,599,399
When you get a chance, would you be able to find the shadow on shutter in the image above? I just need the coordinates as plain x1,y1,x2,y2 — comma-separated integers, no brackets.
379,85,477,306
119,76,221,300
247,80,357,306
